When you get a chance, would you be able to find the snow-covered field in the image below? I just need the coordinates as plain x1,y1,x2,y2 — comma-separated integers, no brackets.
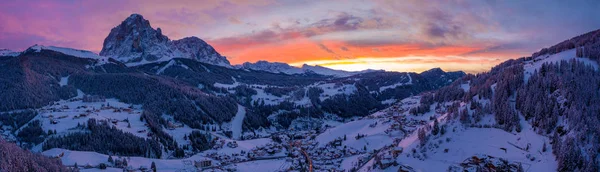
316,83,358,101
43,148,211,172
42,136,283,171
17,98,147,140
382,120,556,171
234,159,289,172
316,118,393,150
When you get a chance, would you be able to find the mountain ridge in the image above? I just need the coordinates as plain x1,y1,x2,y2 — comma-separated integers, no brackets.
99,14,230,67
238,60,383,77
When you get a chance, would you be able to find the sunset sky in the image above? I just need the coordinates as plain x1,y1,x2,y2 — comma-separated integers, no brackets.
1,0,600,73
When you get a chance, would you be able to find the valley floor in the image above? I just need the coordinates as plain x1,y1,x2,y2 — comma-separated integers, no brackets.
2,93,557,171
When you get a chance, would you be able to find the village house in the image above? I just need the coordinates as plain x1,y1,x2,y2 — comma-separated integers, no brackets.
392,147,403,158
375,153,398,169
194,159,212,168
166,121,184,130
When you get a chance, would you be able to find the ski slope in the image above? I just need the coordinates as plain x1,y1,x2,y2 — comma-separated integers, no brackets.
231,104,246,140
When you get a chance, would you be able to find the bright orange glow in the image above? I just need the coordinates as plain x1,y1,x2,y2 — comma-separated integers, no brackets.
214,38,509,73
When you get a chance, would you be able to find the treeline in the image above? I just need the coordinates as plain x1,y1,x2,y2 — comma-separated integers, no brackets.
135,58,325,92
516,60,600,171
0,138,70,172
43,118,162,158
244,101,322,129
187,131,213,152
532,29,600,58
264,86,296,97
432,58,600,171
0,110,37,130
17,120,46,146
409,93,434,115
141,110,177,152
528,28,600,64
320,85,383,118
348,70,465,101
69,72,238,129
0,50,94,111
490,64,524,131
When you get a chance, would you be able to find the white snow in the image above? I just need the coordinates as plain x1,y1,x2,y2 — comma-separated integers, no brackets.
524,48,599,82
460,82,470,92
156,59,176,74
235,159,289,172
381,99,397,105
239,61,377,77
251,88,287,105
389,122,556,172
59,76,69,86
316,118,393,151
379,73,412,92
214,77,240,89
81,167,122,172
205,137,272,155
231,105,246,140
18,97,147,141
161,115,198,147
42,148,212,172
28,45,107,60
316,83,358,101
302,64,360,77
199,64,211,72
239,61,304,75
0,49,19,57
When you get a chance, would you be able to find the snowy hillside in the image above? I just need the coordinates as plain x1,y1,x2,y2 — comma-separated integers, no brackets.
24,45,108,62
378,73,412,92
0,49,19,57
523,48,598,82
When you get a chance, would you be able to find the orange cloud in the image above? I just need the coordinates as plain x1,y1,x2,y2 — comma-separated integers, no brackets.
211,36,507,73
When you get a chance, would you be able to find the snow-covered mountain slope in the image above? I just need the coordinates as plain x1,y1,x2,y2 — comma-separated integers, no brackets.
25,45,107,60
301,64,369,77
0,49,19,57
15,96,148,144
100,14,230,67
523,48,598,82
311,93,556,171
239,60,379,77
172,37,230,67
239,61,304,75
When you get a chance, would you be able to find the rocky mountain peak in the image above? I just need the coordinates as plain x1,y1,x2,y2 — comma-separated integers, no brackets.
99,14,230,67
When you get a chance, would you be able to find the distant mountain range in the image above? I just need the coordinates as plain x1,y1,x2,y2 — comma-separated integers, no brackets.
238,60,382,77
0,49,19,57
